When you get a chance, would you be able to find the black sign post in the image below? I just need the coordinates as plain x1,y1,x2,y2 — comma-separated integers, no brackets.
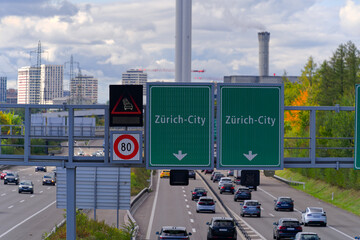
109,85,143,127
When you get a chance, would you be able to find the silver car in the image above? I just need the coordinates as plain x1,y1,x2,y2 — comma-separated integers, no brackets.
240,200,261,217
196,196,216,213
301,207,327,226
218,177,232,189
294,232,321,240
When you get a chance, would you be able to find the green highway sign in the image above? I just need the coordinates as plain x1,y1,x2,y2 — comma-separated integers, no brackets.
355,85,360,170
217,84,284,169
146,83,214,169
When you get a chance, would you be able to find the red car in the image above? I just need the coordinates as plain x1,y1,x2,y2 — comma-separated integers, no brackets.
1,170,10,180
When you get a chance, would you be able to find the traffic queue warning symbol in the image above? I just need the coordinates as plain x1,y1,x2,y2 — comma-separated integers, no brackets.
111,94,141,115
111,132,142,163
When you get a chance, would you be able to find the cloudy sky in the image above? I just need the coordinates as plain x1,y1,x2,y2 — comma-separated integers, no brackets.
1,0,360,103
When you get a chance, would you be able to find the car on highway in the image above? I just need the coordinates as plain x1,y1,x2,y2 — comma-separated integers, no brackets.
206,217,237,240
204,169,213,174
301,207,327,226
213,173,225,182
18,180,34,194
0,170,10,180
274,196,294,211
240,200,261,217
4,172,19,185
218,177,232,189
191,187,207,201
42,173,56,185
234,176,241,185
227,170,234,177
294,232,321,240
210,171,221,180
188,170,196,179
160,170,170,178
155,226,192,240
234,187,251,201
220,183,235,194
35,166,47,172
196,196,216,213
273,218,303,240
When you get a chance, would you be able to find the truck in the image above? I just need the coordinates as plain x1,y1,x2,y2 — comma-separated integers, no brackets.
233,170,260,191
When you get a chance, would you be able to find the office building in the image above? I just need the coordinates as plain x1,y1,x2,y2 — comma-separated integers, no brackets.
70,75,98,104
0,76,6,103
6,88,17,104
122,69,147,95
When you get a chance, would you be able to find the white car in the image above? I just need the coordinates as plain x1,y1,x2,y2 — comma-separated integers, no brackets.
301,207,327,226
218,177,232,189
196,196,216,213
294,232,321,240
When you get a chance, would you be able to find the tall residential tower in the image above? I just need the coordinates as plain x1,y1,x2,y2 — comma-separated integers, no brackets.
122,69,147,95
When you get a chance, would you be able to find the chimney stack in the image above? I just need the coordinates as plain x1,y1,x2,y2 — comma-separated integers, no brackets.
258,32,270,76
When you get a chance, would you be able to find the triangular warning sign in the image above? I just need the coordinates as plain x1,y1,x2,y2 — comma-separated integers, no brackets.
111,93,141,115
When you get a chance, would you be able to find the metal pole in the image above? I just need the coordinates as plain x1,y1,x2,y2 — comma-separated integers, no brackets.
182,0,192,82
94,167,97,221
116,167,120,229
66,167,76,240
310,109,316,166
175,0,183,82
24,106,30,163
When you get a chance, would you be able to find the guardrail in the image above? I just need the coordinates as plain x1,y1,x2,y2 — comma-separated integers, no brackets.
197,171,251,240
273,175,306,189
127,170,153,240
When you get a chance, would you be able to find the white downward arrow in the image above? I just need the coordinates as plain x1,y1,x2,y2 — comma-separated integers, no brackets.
243,151,258,161
173,150,187,161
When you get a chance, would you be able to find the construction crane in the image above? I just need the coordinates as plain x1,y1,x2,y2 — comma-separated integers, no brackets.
136,68,205,73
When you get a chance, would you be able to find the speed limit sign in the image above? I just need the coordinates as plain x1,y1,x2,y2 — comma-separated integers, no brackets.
111,131,142,163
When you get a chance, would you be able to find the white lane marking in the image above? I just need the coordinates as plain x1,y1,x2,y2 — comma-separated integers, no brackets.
186,205,190,208
12,190,16,192
182,187,184,189
269,213,275,217
188,211,192,215
185,199,188,202
8,205,13,209
17,167,33,172
20,200,25,203
183,190,185,193
190,219,194,223
184,194,187,197
192,228,196,233
328,226,354,239
30,195,34,198
1,193,6,196
29,174,33,176
145,173,160,240
258,186,354,239
40,191,43,194
47,187,51,190
0,201,56,238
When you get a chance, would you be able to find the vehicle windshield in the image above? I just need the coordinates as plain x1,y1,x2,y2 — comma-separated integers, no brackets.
213,220,234,227
44,175,52,178
299,234,319,240
245,202,259,206
279,198,292,203
199,199,214,204
162,230,187,236
309,208,322,213
20,181,31,185
282,221,300,227
196,189,205,193
6,173,14,176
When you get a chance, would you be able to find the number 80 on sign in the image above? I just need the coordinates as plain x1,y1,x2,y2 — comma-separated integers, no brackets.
110,131,142,164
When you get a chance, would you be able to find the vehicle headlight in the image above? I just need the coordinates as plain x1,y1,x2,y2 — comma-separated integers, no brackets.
4,177,7,180
15,178,18,180
29,186,33,188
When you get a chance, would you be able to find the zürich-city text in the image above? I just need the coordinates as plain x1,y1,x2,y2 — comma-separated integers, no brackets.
225,115,276,127
154,115,206,126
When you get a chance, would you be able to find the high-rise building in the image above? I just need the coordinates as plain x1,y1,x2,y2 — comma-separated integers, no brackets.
6,88,17,104
17,65,63,104
17,66,41,104
122,69,147,95
40,65,63,104
0,76,6,103
70,75,98,104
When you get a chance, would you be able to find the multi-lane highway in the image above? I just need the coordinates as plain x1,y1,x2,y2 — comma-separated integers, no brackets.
0,165,63,240
134,170,360,240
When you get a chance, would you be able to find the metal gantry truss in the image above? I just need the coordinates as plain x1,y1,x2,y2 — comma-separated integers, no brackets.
0,104,356,169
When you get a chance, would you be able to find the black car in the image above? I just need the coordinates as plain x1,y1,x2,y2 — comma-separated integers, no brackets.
213,173,225,182
42,173,56,185
206,217,237,240
274,196,294,211
191,187,207,201
35,166,47,172
156,226,192,239
18,180,34,194
234,187,251,201
210,171,221,180
188,170,196,179
4,172,19,185
273,218,303,240
220,183,235,194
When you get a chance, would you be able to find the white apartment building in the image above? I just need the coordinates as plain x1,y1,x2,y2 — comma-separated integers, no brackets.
17,66,41,104
70,75,98,104
122,69,147,95
40,65,63,104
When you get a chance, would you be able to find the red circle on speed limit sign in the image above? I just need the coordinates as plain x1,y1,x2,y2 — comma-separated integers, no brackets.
113,134,139,160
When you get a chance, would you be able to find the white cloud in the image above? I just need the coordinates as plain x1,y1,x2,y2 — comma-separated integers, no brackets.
340,0,360,35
